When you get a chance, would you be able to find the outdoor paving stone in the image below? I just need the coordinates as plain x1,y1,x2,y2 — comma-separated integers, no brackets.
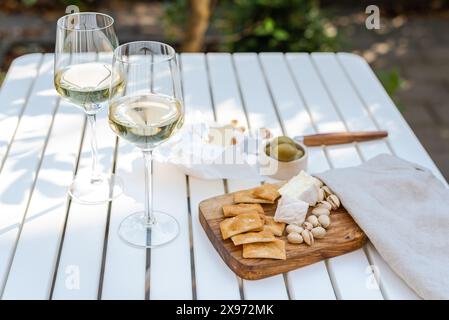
402,63,449,83
421,47,449,64
431,102,449,128
430,103,449,125
398,82,449,121
412,125,449,154
402,104,436,126
427,152,449,180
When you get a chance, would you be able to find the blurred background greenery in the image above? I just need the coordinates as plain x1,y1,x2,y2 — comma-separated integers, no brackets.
1,0,449,177
1,0,448,101
2,0,447,97
0,1,385,90
164,0,341,52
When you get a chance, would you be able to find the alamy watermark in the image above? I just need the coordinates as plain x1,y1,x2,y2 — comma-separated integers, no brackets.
65,5,79,14
65,265,80,290
365,264,381,290
366,5,380,30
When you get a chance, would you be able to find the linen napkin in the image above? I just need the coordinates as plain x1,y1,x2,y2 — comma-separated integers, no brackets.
155,122,263,180
315,154,449,300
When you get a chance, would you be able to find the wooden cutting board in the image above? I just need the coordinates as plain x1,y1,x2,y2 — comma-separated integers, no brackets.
199,188,367,280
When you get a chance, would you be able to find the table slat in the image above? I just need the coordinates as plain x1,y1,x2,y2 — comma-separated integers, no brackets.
337,53,446,185
148,58,193,300
311,53,391,159
311,52,420,300
235,53,325,299
0,54,60,295
336,53,424,299
100,142,146,300
51,107,115,300
181,53,241,300
311,53,421,300
3,96,84,299
364,242,419,299
0,54,43,171
207,53,288,300
260,54,381,298
259,54,335,299
100,58,149,300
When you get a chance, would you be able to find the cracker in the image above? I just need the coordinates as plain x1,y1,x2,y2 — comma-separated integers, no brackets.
231,229,276,246
242,239,286,260
234,190,274,204
264,216,286,237
222,203,264,217
219,213,264,240
253,184,280,202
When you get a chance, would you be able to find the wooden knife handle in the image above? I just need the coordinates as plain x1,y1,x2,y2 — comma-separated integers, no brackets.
303,131,388,146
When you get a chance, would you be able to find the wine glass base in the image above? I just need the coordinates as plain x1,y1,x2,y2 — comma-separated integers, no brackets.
68,173,123,205
118,211,179,248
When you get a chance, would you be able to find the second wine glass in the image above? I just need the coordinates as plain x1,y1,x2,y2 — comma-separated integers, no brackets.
109,41,184,248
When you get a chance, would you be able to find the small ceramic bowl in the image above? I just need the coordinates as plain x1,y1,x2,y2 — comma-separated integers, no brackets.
259,140,308,181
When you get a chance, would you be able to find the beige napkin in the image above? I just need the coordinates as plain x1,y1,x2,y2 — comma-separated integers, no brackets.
316,154,449,300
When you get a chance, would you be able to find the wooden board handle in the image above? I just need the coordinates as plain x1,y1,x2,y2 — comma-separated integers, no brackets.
303,131,388,146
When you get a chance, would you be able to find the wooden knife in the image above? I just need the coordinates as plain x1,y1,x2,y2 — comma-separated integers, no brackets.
294,131,388,146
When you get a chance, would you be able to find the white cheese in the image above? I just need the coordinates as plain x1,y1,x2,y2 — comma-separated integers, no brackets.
296,170,322,188
299,184,319,205
278,170,320,205
274,195,309,225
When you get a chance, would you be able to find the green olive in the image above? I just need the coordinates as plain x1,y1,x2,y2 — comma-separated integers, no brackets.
271,136,296,147
265,143,271,156
272,143,299,162
267,136,295,158
265,136,305,161
293,148,305,160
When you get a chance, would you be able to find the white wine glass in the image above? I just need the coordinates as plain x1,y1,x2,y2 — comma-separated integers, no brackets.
54,12,124,204
109,41,184,248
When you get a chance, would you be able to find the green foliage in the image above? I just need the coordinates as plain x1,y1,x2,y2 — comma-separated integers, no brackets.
376,68,405,110
163,0,189,40
218,0,340,52
57,0,91,11
20,0,38,6
0,71,6,88
164,0,341,52
18,0,91,10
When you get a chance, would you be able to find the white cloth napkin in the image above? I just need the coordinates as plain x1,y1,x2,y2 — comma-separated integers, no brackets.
155,122,263,180
316,154,449,300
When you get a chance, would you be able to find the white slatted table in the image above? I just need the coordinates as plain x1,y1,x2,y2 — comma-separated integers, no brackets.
0,52,444,300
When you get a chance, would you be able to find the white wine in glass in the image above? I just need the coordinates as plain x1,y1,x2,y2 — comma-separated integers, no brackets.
54,12,123,204
55,62,125,112
109,41,184,248
109,94,183,150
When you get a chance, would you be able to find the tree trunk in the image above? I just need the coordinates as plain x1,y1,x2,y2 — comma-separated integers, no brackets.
181,0,211,52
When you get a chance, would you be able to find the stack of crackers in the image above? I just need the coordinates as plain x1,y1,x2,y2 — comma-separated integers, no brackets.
219,184,287,260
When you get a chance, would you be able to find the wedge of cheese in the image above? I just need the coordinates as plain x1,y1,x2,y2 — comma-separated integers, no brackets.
274,195,309,225
278,170,320,205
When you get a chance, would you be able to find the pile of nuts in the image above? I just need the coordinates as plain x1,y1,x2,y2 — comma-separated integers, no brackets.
286,184,340,246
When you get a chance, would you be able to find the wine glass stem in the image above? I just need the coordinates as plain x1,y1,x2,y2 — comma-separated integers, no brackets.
87,113,101,182
143,150,156,225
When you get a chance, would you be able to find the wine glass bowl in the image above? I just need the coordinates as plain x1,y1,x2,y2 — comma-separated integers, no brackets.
54,12,123,204
109,41,184,248
109,93,183,150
